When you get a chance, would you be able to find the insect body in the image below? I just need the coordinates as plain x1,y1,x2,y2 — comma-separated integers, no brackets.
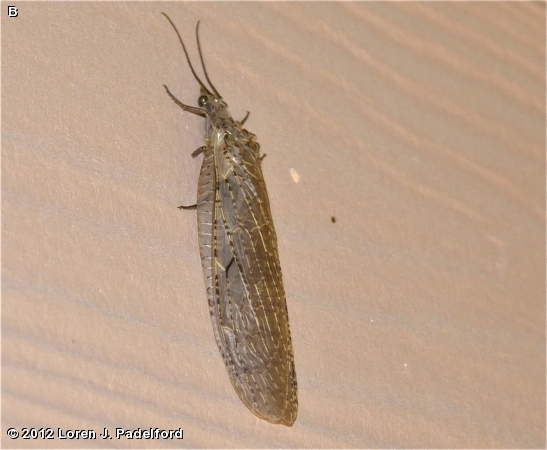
162,13,297,426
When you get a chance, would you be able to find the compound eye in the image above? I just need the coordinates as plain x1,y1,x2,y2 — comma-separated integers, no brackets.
198,95,207,106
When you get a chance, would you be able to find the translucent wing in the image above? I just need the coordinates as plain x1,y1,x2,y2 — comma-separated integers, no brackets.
196,126,297,426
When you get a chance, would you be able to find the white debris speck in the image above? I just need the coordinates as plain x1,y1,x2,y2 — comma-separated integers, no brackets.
290,168,300,183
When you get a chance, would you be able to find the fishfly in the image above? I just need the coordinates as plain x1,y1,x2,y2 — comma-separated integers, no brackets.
162,13,297,426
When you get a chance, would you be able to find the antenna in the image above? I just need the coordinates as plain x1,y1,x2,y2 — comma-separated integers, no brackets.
162,13,212,95
196,21,220,97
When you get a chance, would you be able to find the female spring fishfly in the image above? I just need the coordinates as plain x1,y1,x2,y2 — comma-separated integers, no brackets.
161,13,297,426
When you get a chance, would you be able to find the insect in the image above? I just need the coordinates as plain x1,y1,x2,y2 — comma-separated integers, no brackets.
161,13,297,426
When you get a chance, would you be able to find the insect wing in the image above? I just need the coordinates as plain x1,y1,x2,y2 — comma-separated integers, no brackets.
209,127,297,426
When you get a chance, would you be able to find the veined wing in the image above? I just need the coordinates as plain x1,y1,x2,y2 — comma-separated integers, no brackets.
210,127,297,426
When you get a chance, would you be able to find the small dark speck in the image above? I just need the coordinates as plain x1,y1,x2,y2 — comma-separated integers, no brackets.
331,216,336,223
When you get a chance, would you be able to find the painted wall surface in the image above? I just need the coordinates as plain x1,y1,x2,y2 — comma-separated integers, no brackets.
2,2,545,448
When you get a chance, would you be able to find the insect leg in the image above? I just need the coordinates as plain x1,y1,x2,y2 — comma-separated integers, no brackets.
238,111,250,126
177,146,206,210
163,85,207,117
191,146,206,158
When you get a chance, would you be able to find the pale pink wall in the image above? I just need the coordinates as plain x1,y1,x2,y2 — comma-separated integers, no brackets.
2,2,545,448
